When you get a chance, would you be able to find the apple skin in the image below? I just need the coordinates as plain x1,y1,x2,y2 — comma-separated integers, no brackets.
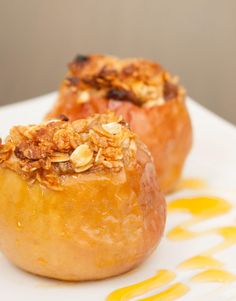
111,98,193,193
0,141,166,281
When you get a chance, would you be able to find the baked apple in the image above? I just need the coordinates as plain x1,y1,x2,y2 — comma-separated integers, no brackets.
46,54,192,192
0,113,166,281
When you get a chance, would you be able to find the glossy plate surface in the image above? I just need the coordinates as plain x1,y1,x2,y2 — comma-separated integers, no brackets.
0,93,236,301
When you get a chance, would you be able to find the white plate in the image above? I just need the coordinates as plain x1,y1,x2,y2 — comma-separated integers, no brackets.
0,93,236,301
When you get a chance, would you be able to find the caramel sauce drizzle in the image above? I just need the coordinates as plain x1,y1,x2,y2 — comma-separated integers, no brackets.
107,181,236,301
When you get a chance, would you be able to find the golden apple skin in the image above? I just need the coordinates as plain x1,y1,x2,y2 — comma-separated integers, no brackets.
0,145,166,281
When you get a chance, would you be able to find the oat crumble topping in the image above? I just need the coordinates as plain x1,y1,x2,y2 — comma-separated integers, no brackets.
65,54,185,107
0,113,137,190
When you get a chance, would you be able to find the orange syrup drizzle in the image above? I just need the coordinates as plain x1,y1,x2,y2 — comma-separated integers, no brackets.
138,283,189,301
106,270,175,301
191,269,236,283
175,178,207,191
178,255,223,269
107,189,236,301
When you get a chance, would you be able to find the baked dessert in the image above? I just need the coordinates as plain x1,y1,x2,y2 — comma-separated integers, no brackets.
0,113,166,281
46,54,192,192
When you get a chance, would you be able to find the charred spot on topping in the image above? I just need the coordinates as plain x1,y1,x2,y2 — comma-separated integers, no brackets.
74,54,89,64
164,81,178,101
107,88,129,100
107,88,138,105
66,77,79,86
57,114,69,121
14,146,25,160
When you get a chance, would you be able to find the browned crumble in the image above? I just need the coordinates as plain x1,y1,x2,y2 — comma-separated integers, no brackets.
67,54,185,107
0,113,137,190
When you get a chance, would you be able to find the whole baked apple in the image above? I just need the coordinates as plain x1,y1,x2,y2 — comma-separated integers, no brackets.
0,113,166,280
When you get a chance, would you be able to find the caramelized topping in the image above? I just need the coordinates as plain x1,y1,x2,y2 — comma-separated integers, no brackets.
0,113,137,190
66,54,184,107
